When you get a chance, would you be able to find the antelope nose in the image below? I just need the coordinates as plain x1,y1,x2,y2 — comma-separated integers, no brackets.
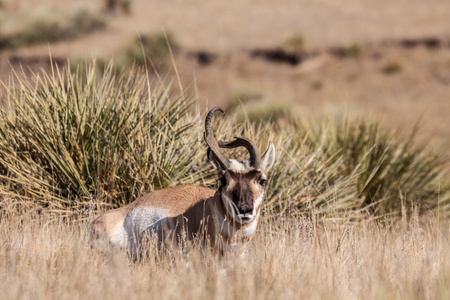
238,207,253,215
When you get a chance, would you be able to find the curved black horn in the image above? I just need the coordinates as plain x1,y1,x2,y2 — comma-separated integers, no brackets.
218,137,261,170
204,107,231,169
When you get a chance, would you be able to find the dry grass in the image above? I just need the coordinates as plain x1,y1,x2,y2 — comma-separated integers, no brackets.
0,62,448,222
0,1,449,295
1,210,449,300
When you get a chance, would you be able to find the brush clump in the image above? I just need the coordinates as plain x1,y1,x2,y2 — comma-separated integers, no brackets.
0,61,449,222
0,8,106,49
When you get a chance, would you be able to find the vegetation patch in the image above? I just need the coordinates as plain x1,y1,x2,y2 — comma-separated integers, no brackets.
0,62,449,221
0,8,106,49
297,116,449,217
382,59,403,74
225,89,264,112
118,31,179,71
283,33,306,52
104,0,131,15
70,31,179,75
330,43,364,58
0,63,204,217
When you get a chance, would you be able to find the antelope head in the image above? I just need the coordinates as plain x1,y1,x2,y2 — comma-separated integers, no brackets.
204,107,276,224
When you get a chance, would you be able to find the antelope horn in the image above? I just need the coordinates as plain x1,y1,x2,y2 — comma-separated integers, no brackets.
218,137,261,170
204,107,231,169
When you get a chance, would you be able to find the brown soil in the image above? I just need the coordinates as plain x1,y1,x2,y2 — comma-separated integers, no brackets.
1,0,450,146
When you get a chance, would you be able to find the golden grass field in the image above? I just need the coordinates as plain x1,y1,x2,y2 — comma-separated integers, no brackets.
1,1,450,299
1,211,449,300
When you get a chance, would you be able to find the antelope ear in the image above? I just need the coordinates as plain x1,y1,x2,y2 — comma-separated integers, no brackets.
207,148,224,172
261,142,276,172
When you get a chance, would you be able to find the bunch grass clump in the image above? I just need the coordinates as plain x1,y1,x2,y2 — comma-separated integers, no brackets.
298,116,450,218
0,62,212,217
120,31,179,71
105,0,131,15
0,61,449,222
0,8,106,49
72,31,179,76
238,106,450,220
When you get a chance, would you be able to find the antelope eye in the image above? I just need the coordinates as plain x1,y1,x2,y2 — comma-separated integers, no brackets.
259,179,267,186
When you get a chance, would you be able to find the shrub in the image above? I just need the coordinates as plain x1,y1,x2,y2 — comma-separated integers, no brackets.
331,43,363,58
225,89,263,112
382,60,403,74
297,116,450,218
105,0,131,15
0,63,449,221
0,9,106,49
0,63,209,216
118,31,179,71
283,33,306,52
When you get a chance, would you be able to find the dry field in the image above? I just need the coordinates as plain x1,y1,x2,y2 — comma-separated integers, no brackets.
1,1,450,299
1,0,450,144
1,211,449,300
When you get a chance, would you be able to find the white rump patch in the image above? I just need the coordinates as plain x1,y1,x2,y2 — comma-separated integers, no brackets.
110,219,127,248
124,206,168,249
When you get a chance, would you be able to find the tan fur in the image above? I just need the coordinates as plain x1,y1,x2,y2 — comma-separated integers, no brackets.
90,186,215,248
90,108,276,256
90,183,263,255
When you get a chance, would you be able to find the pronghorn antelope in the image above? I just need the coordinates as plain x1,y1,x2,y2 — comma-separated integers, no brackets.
90,107,276,255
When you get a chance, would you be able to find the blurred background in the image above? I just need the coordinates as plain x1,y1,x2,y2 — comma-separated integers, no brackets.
1,0,449,146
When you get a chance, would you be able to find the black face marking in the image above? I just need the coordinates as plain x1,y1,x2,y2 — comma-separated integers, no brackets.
232,179,254,215
220,170,265,215
219,176,227,187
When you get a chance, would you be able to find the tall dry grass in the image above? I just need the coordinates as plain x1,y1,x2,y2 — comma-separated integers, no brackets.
0,60,449,299
0,210,449,300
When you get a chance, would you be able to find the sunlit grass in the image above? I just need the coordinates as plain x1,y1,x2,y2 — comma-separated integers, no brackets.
0,211,449,299
0,63,208,217
0,61,449,222
0,58,449,300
